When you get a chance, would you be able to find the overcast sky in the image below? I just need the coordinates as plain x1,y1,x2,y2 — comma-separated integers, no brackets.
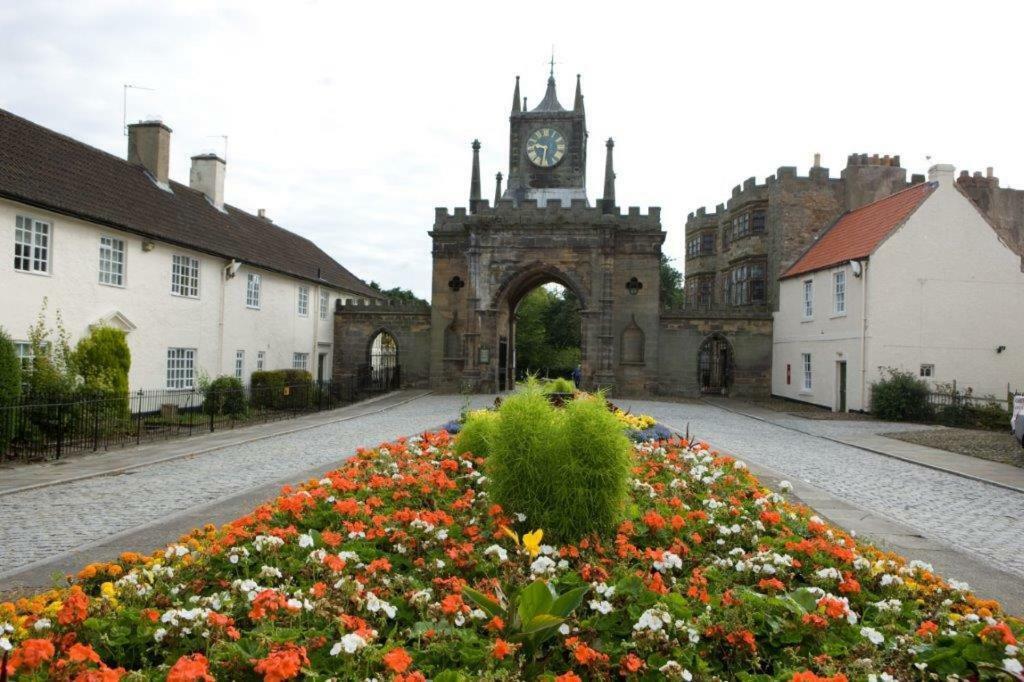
1,1,1021,298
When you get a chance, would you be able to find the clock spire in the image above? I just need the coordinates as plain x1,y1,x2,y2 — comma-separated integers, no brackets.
469,139,482,214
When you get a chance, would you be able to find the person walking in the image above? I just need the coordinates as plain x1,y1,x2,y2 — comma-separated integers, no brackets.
571,364,582,389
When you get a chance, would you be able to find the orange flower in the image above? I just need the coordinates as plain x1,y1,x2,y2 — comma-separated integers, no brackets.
167,653,215,682
492,638,512,660
252,644,308,682
68,642,102,664
383,647,413,674
620,652,645,674
916,620,939,638
760,510,782,525
979,621,1017,646
58,586,89,625
572,642,608,666
440,593,464,616
838,573,860,595
791,672,849,682
10,638,55,671
758,577,785,591
485,615,505,632
555,672,582,682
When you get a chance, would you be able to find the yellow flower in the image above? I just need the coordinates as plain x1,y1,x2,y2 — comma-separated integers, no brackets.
522,529,543,558
500,526,520,546
100,582,116,599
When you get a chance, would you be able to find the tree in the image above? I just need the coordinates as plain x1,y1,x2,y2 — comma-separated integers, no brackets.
0,328,22,454
368,281,427,304
25,297,76,400
660,254,685,308
72,326,131,396
514,285,581,379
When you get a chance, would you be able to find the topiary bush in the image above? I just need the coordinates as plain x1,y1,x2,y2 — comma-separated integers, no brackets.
204,376,246,418
870,368,934,422
453,410,499,457
485,383,631,542
250,369,313,410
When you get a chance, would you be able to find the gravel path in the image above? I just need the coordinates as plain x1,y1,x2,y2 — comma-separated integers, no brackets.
0,394,490,575
616,398,1024,579
884,428,1024,468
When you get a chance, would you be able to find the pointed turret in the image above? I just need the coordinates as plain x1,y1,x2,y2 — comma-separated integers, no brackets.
469,139,482,214
511,76,521,114
494,172,503,206
573,74,584,114
533,73,565,112
599,138,615,213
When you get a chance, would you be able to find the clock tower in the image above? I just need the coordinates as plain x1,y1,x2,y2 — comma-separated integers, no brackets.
504,69,588,206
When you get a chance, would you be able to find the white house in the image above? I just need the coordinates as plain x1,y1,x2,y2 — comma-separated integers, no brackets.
0,108,380,391
772,164,1024,411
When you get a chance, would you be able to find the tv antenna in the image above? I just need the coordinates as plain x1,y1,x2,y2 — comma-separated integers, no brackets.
122,83,155,136
207,134,229,162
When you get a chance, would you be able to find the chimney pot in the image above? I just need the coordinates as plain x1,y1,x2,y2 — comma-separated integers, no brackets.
189,153,226,209
928,163,956,184
127,120,172,186
986,166,994,178
813,152,821,167
257,208,268,220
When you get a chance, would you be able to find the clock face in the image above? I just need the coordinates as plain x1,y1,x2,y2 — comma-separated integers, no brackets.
526,127,567,168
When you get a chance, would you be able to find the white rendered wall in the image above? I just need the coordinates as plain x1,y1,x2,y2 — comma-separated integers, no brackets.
772,264,866,410
0,197,362,391
864,177,1024,401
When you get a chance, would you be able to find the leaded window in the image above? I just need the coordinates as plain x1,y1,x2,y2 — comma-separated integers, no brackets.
729,261,766,306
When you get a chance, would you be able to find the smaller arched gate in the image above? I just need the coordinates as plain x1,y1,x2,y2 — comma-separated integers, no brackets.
360,330,400,393
697,334,733,394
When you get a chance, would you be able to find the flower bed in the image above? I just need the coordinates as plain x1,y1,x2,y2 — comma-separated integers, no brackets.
2,432,1022,680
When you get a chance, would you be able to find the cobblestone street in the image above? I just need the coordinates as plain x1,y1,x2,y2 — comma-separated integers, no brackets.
3,393,1022,602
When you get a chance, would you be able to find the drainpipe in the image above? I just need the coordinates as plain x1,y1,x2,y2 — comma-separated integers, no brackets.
312,284,322,382
859,261,868,410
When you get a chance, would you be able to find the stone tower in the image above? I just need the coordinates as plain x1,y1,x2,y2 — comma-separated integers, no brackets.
504,71,588,206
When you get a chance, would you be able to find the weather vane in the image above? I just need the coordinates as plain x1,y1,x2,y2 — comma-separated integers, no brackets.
548,46,557,78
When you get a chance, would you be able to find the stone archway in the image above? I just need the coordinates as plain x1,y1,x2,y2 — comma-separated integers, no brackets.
490,264,588,392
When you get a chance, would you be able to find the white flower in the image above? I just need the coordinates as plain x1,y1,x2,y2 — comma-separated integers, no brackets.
483,545,508,562
634,608,671,632
860,626,884,645
331,632,369,655
259,565,283,579
365,592,397,619
0,637,11,652
653,551,683,573
530,556,557,576
658,660,692,680
33,618,51,631
779,480,793,492
868,674,895,682
815,567,841,581
1004,658,1024,675
297,534,315,548
558,623,571,635
589,600,614,614
1007,644,1020,657
153,628,168,642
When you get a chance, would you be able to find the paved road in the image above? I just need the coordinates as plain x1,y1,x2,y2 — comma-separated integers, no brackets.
0,393,491,578
617,398,1024,581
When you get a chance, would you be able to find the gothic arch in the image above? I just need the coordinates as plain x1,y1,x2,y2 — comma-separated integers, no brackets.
489,261,589,312
443,313,462,360
366,327,399,369
620,315,645,365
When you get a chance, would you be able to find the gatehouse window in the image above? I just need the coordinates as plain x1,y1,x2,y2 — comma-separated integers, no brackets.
687,275,714,307
686,232,715,258
14,215,50,274
728,260,766,306
727,207,767,242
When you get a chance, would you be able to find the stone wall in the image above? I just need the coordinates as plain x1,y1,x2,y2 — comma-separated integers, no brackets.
956,170,1024,257
332,300,432,388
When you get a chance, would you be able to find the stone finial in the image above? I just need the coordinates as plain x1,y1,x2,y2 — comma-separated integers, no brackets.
469,140,481,214
600,138,616,214
574,74,584,114
494,171,503,206
813,152,821,167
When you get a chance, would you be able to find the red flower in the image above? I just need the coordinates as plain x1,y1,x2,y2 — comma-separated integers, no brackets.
58,586,89,625
620,653,645,674
252,644,308,682
642,510,665,531
492,638,512,660
916,620,939,638
167,653,215,682
9,638,55,671
554,673,582,682
758,577,785,591
383,647,413,673
68,643,102,664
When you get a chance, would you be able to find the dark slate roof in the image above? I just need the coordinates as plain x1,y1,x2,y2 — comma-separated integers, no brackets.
0,107,380,298
531,76,565,112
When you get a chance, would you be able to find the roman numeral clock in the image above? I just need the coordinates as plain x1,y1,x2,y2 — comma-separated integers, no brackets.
525,127,567,168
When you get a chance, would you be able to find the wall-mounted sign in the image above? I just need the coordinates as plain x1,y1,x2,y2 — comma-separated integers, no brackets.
478,346,490,364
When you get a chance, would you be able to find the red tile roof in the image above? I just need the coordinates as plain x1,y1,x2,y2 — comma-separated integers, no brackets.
781,182,937,279
0,107,380,298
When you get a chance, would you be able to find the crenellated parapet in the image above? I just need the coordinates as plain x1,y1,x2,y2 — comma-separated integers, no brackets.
335,298,431,313
432,200,662,231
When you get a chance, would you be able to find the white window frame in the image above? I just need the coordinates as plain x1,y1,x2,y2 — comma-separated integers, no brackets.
98,235,126,287
802,279,814,319
801,353,813,392
234,350,245,381
14,215,51,275
14,342,34,372
166,347,197,390
256,350,266,372
246,273,262,309
292,352,309,371
832,270,846,315
297,286,309,317
171,254,200,298
920,363,935,378
319,290,329,320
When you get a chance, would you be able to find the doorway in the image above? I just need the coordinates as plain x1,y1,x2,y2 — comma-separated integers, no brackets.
698,334,733,394
317,352,328,383
836,361,848,412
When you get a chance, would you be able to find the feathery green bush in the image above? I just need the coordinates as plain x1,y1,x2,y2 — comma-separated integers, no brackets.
0,329,22,455
486,384,630,542
453,409,499,457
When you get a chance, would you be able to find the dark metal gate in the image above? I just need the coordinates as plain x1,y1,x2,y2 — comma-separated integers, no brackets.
361,331,399,393
698,335,732,394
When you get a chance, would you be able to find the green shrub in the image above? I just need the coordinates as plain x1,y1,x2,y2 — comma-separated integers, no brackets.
250,369,313,410
967,402,1012,431
0,329,22,454
542,377,576,395
870,368,934,422
72,326,131,422
486,384,631,542
204,376,247,418
453,410,499,457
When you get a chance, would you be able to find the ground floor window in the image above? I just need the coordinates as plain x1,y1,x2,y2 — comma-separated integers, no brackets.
167,347,196,389
293,352,309,371
235,350,245,380
801,353,812,391
920,363,934,378
256,350,266,372
14,342,33,371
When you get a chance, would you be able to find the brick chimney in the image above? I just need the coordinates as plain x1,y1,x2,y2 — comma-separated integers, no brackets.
189,153,226,209
127,120,171,187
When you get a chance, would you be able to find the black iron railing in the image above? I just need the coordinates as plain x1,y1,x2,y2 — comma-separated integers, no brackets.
0,378,361,463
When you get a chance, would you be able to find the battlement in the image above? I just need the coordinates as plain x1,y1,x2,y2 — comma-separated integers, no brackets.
846,153,901,168
335,298,431,313
433,200,662,230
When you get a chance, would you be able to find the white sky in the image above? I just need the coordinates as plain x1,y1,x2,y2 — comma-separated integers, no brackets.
1,0,1021,299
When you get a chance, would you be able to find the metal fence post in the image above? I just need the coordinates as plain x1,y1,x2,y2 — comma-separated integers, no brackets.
55,402,64,460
